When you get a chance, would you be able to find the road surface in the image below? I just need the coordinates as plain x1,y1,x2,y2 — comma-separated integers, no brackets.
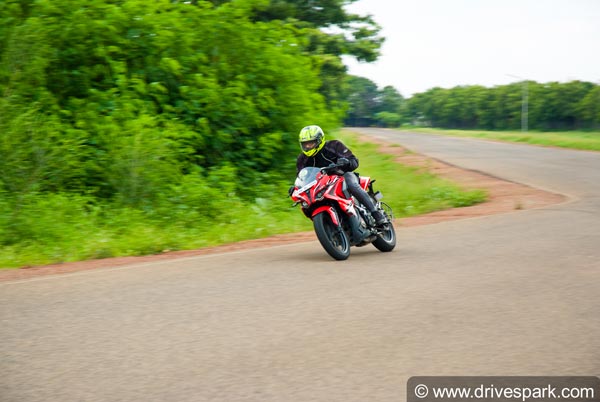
1,128,599,402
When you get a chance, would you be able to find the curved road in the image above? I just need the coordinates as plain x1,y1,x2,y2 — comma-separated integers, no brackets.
1,128,599,402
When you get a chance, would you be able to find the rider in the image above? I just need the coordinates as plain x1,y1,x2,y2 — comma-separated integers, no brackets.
295,125,387,226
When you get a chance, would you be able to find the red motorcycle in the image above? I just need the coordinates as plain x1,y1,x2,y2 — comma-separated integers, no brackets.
291,162,396,260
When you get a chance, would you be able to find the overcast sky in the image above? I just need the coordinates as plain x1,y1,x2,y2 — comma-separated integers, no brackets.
343,0,600,97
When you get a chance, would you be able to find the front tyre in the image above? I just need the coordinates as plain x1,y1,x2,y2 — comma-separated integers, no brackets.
313,212,351,260
373,221,396,252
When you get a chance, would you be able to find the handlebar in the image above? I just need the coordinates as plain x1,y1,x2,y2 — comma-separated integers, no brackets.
321,162,346,175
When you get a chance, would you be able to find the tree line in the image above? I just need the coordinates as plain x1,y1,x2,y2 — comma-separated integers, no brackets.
344,76,600,131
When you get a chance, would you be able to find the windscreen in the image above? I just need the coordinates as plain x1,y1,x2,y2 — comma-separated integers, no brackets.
294,167,320,188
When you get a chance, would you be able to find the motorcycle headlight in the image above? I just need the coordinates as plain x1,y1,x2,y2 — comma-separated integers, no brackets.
315,190,326,200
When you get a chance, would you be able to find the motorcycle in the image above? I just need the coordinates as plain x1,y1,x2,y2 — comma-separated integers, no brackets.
290,162,396,260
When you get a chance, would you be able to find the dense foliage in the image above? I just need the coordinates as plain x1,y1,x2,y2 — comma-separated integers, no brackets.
249,0,384,108
343,75,406,127
0,0,384,264
2,0,324,195
407,81,600,130
344,76,600,131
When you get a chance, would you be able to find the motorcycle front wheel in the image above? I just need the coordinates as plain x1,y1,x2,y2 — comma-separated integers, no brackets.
313,212,351,260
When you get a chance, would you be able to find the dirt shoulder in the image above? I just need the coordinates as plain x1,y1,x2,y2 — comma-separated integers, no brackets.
0,135,567,282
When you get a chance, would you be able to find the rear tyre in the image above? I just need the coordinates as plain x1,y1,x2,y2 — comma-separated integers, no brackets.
372,220,396,252
368,195,396,253
313,212,351,260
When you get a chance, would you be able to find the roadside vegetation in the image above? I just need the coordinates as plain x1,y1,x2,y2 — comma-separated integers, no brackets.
345,77,600,133
398,128,600,152
0,130,486,269
344,77,599,152
0,0,383,268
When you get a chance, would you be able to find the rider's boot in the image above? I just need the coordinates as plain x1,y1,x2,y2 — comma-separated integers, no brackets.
371,210,387,227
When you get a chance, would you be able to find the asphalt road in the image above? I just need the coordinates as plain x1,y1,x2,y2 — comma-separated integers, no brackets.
2,128,599,402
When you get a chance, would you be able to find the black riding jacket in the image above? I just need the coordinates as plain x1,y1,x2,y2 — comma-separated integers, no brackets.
296,140,359,173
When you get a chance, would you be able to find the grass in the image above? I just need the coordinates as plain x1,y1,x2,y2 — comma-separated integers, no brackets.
0,194,313,269
0,131,486,269
336,130,486,217
400,127,600,151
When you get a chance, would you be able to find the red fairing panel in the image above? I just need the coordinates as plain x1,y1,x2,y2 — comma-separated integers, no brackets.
359,176,371,191
311,206,339,225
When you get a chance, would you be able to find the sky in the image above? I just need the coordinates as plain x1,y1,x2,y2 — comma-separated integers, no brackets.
343,0,600,97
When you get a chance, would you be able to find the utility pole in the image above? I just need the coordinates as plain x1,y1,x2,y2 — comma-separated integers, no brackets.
507,74,528,132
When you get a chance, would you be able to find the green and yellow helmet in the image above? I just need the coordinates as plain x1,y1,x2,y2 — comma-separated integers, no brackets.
299,125,325,157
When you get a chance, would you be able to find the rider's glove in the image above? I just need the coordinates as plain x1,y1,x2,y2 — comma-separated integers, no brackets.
288,186,295,197
337,157,350,168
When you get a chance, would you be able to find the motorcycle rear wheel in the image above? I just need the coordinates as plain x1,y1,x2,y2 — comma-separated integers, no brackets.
369,196,396,252
313,213,351,260
372,221,396,252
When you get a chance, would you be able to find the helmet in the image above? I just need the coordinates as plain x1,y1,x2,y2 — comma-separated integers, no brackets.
299,125,325,157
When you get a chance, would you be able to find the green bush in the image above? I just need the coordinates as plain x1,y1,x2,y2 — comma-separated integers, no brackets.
375,111,403,128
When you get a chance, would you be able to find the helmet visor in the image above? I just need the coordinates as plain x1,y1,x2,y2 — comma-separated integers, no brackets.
301,140,318,152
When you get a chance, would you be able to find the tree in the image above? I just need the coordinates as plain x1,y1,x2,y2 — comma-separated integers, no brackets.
245,0,384,113
250,0,383,62
372,86,403,127
377,86,404,113
578,86,600,129
343,75,379,126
